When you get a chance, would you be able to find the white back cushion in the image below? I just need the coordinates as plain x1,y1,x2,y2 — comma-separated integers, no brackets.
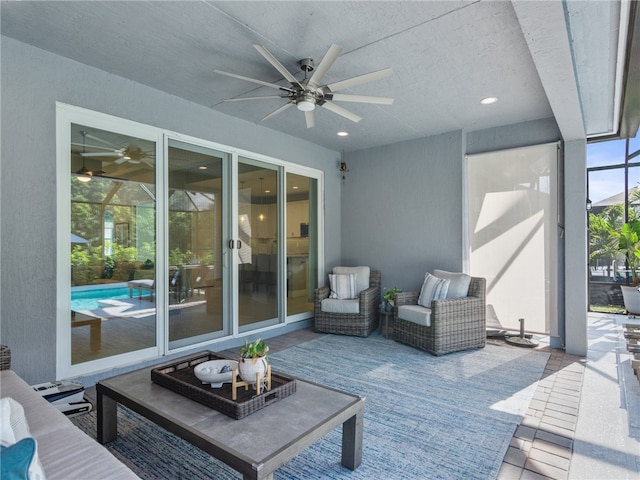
333,266,370,294
433,269,471,298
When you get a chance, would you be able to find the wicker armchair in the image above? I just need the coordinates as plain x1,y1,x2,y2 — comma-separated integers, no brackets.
314,269,381,337
393,276,486,355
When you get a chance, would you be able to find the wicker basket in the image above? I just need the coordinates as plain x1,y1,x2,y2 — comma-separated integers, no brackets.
0,345,11,371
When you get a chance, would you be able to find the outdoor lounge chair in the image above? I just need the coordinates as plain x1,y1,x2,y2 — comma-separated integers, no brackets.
314,266,381,337
128,279,155,301
393,271,486,355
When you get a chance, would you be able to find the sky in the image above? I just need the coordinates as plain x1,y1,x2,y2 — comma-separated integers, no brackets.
587,131,640,204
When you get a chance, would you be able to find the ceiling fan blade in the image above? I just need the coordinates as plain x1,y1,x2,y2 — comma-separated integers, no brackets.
327,67,393,92
253,45,303,89
84,133,118,148
114,157,128,165
331,93,394,105
225,95,287,102
213,69,295,92
72,142,116,150
305,110,315,129
261,102,294,122
80,151,123,157
308,44,343,88
320,101,362,123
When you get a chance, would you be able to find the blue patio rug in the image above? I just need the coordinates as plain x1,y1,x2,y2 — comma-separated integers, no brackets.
72,334,549,479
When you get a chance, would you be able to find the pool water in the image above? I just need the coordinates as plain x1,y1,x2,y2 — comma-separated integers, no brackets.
71,286,131,311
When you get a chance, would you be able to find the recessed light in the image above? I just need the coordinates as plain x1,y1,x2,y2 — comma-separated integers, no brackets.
198,165,207,170
265,189,271,193
480,97,498,105
292,186,299,190
337,131,349,137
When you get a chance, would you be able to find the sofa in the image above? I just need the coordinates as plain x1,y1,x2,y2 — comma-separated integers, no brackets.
0,369,139,479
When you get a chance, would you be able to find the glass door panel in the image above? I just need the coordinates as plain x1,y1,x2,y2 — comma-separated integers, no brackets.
238,158,279,331
286,173,317,316
167,139,228,349
70,124,157,364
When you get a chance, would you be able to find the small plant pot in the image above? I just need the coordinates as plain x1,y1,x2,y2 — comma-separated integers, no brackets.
238,356,268,384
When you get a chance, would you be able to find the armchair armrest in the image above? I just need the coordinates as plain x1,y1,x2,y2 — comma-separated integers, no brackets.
358,285,380,320
430,296,486,330
394,291,419,307
393,291,419,321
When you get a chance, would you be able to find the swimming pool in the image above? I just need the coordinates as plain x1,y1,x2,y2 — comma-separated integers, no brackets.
71,285,130,311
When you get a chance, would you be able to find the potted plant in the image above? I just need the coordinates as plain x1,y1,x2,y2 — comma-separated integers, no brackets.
238,338,269,385
610,220,640,314
382,286,402,312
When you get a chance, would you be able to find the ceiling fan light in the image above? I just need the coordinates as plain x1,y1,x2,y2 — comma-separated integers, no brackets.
297,99,315,112
77,174,92,183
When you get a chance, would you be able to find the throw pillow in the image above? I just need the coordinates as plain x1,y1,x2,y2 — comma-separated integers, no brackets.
418,273,451,307
0,437,36,480
329,273,358,300
433,269,471,298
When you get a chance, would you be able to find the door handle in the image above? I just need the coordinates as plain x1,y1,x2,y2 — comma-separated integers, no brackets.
228,239,235,249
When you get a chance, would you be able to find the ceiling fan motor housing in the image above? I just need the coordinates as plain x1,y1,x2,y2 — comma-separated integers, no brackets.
299,58,314,72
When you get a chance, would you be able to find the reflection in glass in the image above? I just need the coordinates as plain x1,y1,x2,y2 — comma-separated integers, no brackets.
286,173,317,316
238,160,279,330
168,140,227,349
70,123,156,364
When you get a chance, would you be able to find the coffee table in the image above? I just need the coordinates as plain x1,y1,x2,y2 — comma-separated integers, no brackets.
96,363,364,480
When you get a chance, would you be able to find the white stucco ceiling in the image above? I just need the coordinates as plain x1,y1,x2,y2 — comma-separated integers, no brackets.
1,1,633,151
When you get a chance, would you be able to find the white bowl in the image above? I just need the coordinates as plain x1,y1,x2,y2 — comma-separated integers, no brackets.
194,359,238,388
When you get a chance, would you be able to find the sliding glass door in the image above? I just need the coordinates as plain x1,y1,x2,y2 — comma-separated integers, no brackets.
286,173,318,316
60,105,322,378
69,123,157,365
167,139,229,349
237,158,280,331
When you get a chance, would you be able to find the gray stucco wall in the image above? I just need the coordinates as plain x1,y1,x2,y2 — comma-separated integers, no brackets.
341,131,465,293
0,37,341,383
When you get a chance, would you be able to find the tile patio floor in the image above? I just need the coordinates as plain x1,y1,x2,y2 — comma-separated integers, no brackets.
498,312,640,480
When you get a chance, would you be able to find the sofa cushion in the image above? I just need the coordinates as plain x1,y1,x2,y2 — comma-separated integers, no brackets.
398,305,432,327
321,298,360,314
333,266,370,294
418,273,450,307
329,273,358,300
433,269,471,299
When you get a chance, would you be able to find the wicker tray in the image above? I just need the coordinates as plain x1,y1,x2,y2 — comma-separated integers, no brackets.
150,351,296,419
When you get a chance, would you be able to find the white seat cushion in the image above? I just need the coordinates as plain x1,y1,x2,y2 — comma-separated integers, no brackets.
398,305,432,327
321,298,360,314
433,269,471,299
333,266,370,294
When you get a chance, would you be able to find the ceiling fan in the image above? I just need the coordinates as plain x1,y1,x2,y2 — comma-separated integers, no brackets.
74,132,155,167
213,43,394,128
74,130,105,181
